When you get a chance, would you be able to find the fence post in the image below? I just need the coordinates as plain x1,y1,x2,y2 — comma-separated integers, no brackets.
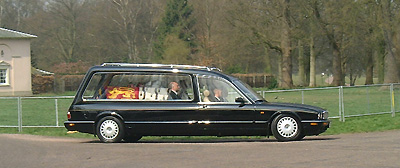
17,97,22,132
341,86,345,122
338,87,342,121
366,87,370,115
338,86,345,122
390,84,395,117
55,99,59,127
301,91,304,104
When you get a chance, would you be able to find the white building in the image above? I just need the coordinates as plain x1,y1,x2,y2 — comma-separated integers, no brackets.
0,28,37,96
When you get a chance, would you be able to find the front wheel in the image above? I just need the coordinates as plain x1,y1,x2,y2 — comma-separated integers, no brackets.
96,116,124,143
271,114,303,141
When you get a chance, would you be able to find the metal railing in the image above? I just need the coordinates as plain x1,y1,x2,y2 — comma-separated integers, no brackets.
261,83,399,121
0,96,74,132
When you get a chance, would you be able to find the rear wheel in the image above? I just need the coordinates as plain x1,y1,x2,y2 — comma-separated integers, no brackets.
96,116,124,143
271,114,303,141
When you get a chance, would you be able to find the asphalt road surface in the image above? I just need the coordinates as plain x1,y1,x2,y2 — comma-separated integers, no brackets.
1,130,399,168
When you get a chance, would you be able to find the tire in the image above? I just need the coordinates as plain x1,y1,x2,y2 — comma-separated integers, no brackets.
271,114,303,142
96,116,124,143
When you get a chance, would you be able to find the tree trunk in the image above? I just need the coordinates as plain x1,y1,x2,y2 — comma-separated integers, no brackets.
383,31,399,83
278,53,282,87
279,0,293,89
309,36,316,87
349,67,356,86
332,44,343,86
298,40,305,86
281,43,293,88
365,51,374,85
380,0,399,84
264,46,272,73
375,51,384,84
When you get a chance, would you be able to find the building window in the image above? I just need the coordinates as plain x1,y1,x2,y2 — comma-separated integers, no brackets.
0,68,8,85
0,61,10,86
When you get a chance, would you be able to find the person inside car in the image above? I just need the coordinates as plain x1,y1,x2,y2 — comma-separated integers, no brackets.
168,81,181,100
210,88,226,102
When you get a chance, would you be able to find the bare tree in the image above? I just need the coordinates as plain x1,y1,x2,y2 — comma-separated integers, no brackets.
378,0,400,84
110,0,143,62
312,1,345,86
279,0,293,88
143,0,165,62
231,0,294,88
0,0,45,30
48,0,87,63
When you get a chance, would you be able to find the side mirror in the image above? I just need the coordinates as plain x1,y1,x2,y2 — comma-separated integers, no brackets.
235,97,245,107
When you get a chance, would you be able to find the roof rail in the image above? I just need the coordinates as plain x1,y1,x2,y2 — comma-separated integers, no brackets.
101,63,221,71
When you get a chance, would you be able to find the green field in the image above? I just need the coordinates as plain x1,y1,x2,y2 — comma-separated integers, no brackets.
0,97,73,126
1,85,399,140
260,85,400,118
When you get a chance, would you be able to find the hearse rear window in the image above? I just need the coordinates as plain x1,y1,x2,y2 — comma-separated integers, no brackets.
83,73,193,101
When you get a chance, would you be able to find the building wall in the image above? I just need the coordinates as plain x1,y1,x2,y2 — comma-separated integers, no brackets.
0,39,32,96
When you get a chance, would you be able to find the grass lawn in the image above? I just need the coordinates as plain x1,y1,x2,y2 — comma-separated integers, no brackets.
0,97,73,126
259,85,400,118
323,113,400,135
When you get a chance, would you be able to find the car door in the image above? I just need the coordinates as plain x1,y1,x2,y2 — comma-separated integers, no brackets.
196,75,262,136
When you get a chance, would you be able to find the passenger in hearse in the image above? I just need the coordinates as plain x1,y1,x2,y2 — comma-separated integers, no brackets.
210,88,226,102
202,90,211,102
167,81,181,100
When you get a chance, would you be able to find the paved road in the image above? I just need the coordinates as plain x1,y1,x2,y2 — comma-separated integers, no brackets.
0,131,399,168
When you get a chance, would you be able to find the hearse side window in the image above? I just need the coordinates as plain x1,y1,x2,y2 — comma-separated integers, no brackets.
83,73,104,99
198,75,248,103
83,73,193,101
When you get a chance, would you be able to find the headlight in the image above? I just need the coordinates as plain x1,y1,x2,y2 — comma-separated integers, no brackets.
318,111,329,119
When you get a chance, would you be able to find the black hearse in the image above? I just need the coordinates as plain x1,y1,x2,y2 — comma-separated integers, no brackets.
65,63,329,142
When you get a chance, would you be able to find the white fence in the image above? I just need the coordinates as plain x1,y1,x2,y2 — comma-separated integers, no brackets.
0,96,74,132
1,83,399,132
260,83,399,121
